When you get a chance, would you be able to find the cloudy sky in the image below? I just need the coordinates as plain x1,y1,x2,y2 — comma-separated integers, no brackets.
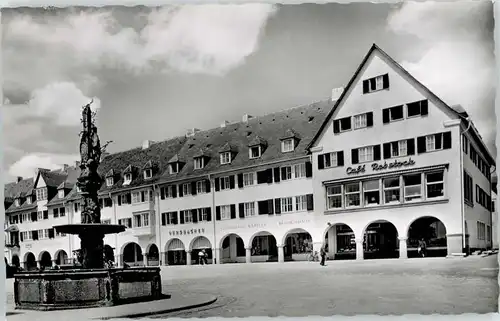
2,2,496,182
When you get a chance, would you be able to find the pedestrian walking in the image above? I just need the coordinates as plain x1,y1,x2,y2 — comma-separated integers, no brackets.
320,245,326,266
198,250,205,265
417,238,427,258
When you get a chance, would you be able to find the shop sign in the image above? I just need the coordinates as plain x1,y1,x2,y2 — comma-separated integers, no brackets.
346,158,416,175
220,223,267,231
277,219,311,226
169,228,205,236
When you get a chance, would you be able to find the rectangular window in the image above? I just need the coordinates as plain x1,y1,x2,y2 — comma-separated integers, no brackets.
327,185,342,209
243,173,255,186
118,218,132,228
133,212,149,228
426,171,444,199
199,208,209,221
281,166,292,181
353,113,367,129
363,74,389,93
390,140,408,158
196,181,206,194
244,202,256,217
403,173,422,202
220,176,231,190
132,192,140,204
293,163,306,179
182,183,191,196
363,180,380,206
320,151,344,168
123,173,132,185
106,177,114,187
59,207,66,217
339,117,352,132
167,185,176,198
383,177,401,204
183,210,193,224
295,195,307,211
345,183,361,207
386,105,404,122
358,146,374,163
426,135,436,152
281,197,293,213
464,171,474,204
169,163,178,174
281,139,295,153
477,222,486,240
220,205,231,220
406,100,428,117
194,157,204,170
250,146,261,159
462,135,469,154
220,152,231,164
36,188,48,201
53,208,59,218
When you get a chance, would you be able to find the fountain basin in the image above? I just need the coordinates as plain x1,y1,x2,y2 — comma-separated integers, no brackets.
53,223,126,235
13,267,162,311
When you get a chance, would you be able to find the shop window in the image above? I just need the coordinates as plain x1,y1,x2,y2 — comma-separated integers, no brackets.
345,183,361,208
403,174,422,202
327,185,342,209
426,171,444,199
363,180,380,206
383,177,401,204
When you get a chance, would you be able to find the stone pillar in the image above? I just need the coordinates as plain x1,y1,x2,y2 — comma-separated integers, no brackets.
327,227,336,260
213,248,220,264
229,235,237,261
160,252,166,265
398,237,408,259
143,254,148,266
186,251,192,266
278,245,285,263
245,247,252,263
355,238,364,260
446,233,464,256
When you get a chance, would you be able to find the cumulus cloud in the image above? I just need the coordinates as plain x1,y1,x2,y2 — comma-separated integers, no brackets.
9,153,79,178
387,1,496,153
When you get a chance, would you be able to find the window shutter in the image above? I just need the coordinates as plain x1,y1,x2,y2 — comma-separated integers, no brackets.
366,112,374,127
382,109,390,124
258,201,268,215
206,180,211,193
273,167,281,183
420,100,429,116
274,198,281,214
333,120,340,134
268,199,274,215
160,188,165,200
179,211,185,224
118,196,122,206
337,151,344,166
20,232,24,242
318,154,325,170
215,178,220,191
351,149,359,164
417,136,426,154
306,194,314,211
382,74,390,89
172,185,177,198
266,169,273,184
161,213,166,226
229,175,235,189
216,206,221,220
362,79,369,94
43,210,48,219
443,132,452,149
191,182,197,195
383,143,391,159
192,210,198,223
407,139,415,155
373,145,381,161
206,208,212,222
239,203,245,218
126,193,131,204
237,173,244,188
257,170,266,184
230,204,236,219
435,133,442,150
178,184,184,197
305,161,313,177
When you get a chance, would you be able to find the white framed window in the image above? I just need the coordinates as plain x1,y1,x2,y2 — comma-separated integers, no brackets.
425,135,437,152
358,146,374,163
338,117,352,132
27,196,32,205
220,152,231,165
281,166,292,181
243,173,255,186
426,171,444,199
353,113,367,129
220,176,230,190
76,186,81,193
293,163,306,179
144,169,152,180
383,177,401,204
58,189,65,199
249,146,261,159
391,140,408,158
363,180,380,206
199,208,209,221
37,211,43,220
184,210,193,223
374,75,384,90
220,205,231,220
387,105,404,121
295,195,307,211
345,183,361,207
196,180,206,194
169,163,179,174
322,152,339,168
133,212,150,228
132,190,152,204
123,173,132,185
403,173,422,202
118,218,132,228
244,202,256,217
132,192,141,204
194,157,205,170
327,185,342,209
281,139,295,153
477,221,486,240
36,188,48,201
182,183,191,196
14,199,20,207
281,197,293,213
106,177,114,187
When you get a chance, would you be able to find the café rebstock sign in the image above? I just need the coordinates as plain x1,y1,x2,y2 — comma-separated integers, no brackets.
346,158,416,175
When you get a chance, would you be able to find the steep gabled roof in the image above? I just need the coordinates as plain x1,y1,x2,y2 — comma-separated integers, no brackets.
248,135,268,147
307,44,495,166
281,129,300,140
218,142,234,153
46,166,80,207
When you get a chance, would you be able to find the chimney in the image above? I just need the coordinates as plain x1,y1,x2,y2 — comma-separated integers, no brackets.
331,87,344,101
242,114,253,123
220,121,230,128
186,128,201,137
142,140,155,150
101,152,110,161
17,176,23,183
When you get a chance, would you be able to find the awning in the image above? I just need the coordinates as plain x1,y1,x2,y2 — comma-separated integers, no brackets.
167,239,185,251
191,236,212,250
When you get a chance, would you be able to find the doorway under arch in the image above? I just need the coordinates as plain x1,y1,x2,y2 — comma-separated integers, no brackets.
165,238,186,265
190,236,212,265
12,255,20,267
39,251,52,268
220,234,245,263
122,242,143,266
363,220,399,259
146,244,160,266
407,216,447,258
24,252,36,270
283,229,313,261
54,250,68,265
324,223,357,260
250,232,277,263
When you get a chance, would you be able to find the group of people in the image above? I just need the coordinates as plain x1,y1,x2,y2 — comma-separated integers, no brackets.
198,249,209,265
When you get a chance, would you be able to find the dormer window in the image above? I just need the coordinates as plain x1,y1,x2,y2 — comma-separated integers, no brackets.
194,157,205,170
169,163,179,174
76,185,82,193
123,173,132,185
249,146,261,159
58,189,65,199
167,154,183,175
281,139,295,153
14,199,20,207
106,177,114,187
220,152,231,165
144,169,153,179
26,196,32,204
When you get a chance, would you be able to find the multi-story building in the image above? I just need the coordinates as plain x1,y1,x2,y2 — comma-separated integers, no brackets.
4,44,496,269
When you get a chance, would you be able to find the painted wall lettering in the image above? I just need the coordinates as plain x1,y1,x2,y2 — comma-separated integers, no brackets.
372,158,416,171
346,165,366,175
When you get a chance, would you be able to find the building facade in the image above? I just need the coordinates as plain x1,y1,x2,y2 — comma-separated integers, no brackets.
4,44,496,270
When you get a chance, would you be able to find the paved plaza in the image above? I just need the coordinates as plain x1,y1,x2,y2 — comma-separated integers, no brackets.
6,255,499,318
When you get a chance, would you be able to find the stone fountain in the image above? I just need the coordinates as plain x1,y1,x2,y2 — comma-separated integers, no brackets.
13,102,162,310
